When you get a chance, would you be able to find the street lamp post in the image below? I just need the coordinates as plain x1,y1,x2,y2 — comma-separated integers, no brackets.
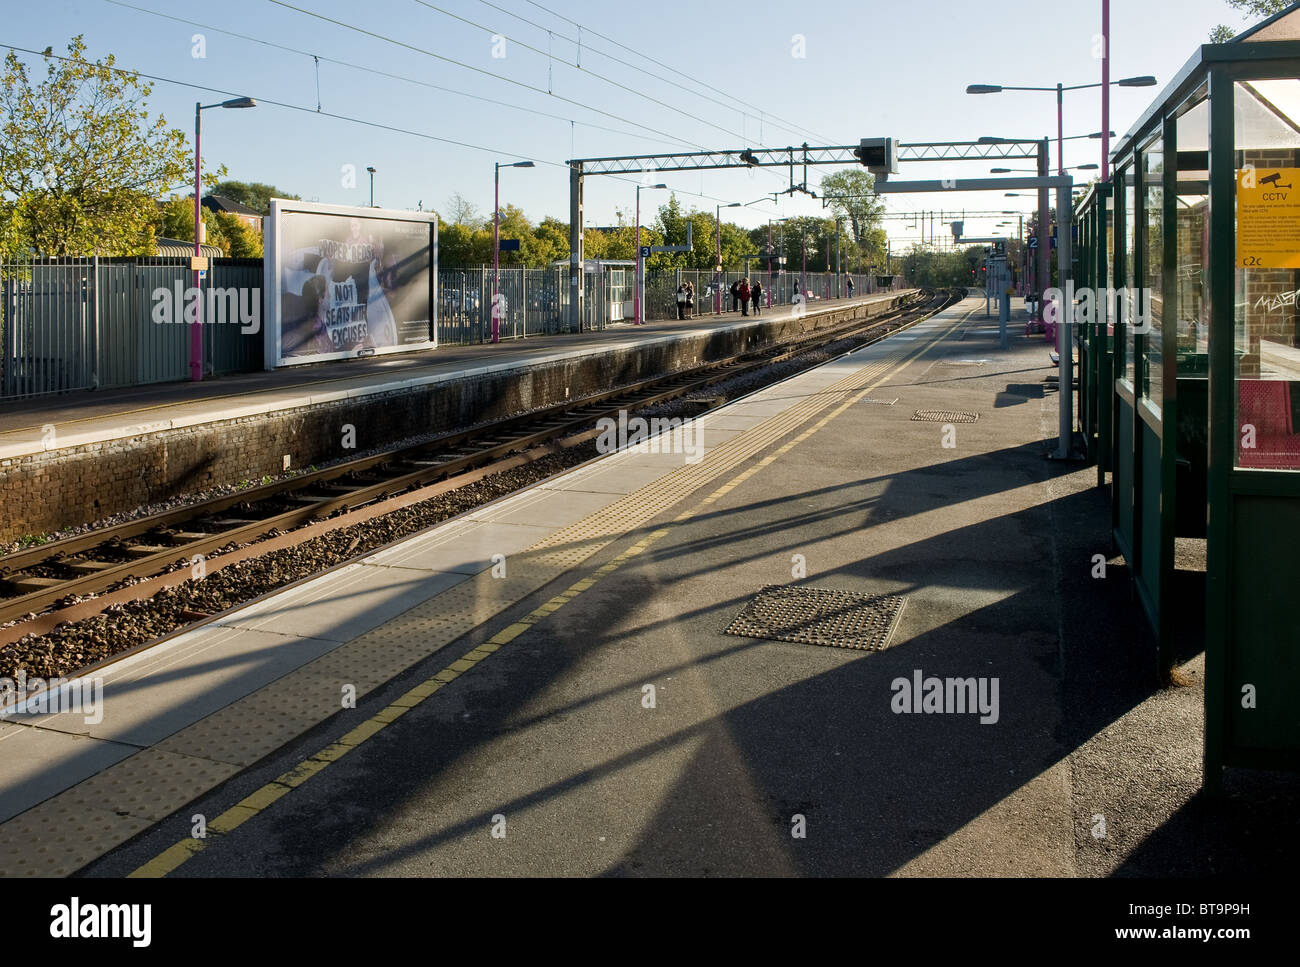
715,202,740,315
192,96,256,382
367,166,376,207
493,160,535,344
1102,0,1111,178
635,183,668,325
768,218,787,309
967,75,1154,175
800,231,808,299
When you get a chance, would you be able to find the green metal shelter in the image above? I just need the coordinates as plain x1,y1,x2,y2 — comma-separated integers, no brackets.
1075,4,1300,790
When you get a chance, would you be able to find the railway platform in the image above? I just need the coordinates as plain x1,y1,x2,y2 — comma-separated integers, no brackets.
0,290,912,544
4,294,1297,878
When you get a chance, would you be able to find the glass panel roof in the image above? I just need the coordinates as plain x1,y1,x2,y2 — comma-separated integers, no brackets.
1237,81,1300,147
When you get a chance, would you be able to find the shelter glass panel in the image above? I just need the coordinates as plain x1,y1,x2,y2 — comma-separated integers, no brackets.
1143,142,1165,411
1124,166,1138,385
1233,80,1300,470
1177,98,1210,368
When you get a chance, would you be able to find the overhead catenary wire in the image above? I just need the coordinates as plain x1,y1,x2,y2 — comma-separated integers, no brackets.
475,0,823,146
268,0,802,197
408,0,780,153
0,41,781,222
99,0,702,151
518,0,834,145
264,0,720,153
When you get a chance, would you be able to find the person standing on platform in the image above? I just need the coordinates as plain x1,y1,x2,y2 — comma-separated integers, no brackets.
738,277,751,316
684,281,695,319
675,283,688,320
751,279,762,315
846,275,855,299
730,279,740,312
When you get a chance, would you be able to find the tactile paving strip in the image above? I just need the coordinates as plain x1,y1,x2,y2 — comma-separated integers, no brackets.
911,409,979,423
724,585,907,651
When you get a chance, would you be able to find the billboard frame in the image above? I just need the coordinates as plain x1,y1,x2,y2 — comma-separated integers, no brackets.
264,198,438,369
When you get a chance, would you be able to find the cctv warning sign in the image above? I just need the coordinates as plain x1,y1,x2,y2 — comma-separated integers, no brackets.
1238,167,1300,268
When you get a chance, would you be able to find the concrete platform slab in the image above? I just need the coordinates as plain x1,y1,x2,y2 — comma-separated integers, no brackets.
367,520,554,574
214,562,465,642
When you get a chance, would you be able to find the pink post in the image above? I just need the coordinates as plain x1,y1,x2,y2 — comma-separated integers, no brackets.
492,163,500,343
1102,0,1111,180
191,102,203,382
634,187,642,325
767,221,773,308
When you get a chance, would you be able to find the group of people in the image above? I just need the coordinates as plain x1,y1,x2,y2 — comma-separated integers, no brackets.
727,277,763,316
674,280,696,320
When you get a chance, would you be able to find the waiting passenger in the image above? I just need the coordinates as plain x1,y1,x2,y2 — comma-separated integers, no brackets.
751,279,762,315
738,277,751,316
684,281,695,319
676,283,688,320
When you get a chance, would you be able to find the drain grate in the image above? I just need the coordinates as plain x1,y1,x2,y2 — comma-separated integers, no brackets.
724,585,906,651
911,409,978,423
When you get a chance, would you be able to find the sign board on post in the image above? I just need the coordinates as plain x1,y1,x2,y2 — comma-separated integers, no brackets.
499,239,521,251
1237,167,1300,268
264,199,438,369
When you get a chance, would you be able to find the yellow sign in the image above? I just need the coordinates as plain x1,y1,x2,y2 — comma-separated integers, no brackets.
1237,167,1300,268
189,256,209,271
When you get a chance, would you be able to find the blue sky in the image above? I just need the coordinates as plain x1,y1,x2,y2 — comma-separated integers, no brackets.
3,0,1264,248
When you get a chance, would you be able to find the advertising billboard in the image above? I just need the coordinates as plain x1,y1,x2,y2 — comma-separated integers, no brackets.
265,199,437,367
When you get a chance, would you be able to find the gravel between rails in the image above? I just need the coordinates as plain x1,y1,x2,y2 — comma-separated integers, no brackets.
0,316,917,684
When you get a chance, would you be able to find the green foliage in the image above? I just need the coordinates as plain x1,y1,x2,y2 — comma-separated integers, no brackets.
0,37,213,257
898,245,987,288
1226,0,1289,16
211,180,298,215
152,196,262,258
1212,0,1290,40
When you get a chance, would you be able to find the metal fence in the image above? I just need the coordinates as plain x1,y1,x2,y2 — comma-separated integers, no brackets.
0,258,899,401
642,269,888,321
1,257,264,400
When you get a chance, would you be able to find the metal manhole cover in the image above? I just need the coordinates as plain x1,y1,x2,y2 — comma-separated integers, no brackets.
724,585,906,651
911,410,978,423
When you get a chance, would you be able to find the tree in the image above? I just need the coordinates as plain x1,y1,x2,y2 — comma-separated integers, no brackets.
445,191,482,228
819,169,885,247
1212,0,1289,39
210,180,298,215
535,216,569,264
152,196,263,258
0,37,210,257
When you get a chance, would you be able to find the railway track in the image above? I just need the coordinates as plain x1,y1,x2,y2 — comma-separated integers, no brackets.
0,289,957,631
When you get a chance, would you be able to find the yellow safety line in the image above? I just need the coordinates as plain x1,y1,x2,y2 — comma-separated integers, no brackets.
127,303,970,878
